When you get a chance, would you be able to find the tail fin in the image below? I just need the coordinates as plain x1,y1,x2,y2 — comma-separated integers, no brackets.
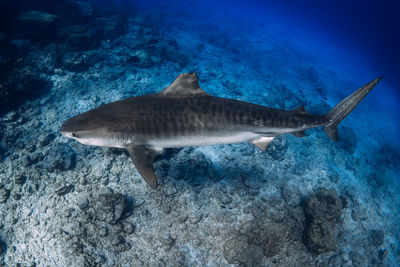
324,77,382,141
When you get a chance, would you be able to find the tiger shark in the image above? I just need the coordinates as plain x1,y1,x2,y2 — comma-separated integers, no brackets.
61,73,381,188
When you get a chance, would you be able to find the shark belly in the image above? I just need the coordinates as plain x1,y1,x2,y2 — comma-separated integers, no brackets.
147,131,260,148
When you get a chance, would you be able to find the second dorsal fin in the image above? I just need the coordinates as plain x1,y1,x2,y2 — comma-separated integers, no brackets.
158,73,210,98
293,105,306,113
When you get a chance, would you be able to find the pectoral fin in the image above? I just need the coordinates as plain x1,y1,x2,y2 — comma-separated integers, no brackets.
126,146,159,189
250,137,274,151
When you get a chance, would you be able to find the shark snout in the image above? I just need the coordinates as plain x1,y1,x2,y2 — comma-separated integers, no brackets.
60,120,77,139
60,122,70,137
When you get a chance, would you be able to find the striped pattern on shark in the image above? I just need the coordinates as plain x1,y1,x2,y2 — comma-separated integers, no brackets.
61,73,382,188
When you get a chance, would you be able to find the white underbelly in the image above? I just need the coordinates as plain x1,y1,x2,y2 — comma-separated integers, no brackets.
148,132,259,148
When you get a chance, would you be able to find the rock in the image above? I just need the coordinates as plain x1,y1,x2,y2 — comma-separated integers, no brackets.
0,237,6,255
92,193,127,224
0,187,10,203
58,192,133,261
14,174,26,185
26,143,36,152
16,11,58,41
2,111,18,122
223,223,287,265
351,203,368,221
188,212,202,224
123,222,134,234
328,172,340,183
281,183,303,206
18,10,58,24
12,193,21,200
44,143,76,171
305,189,344,221
328,252,351,266
256,223,288,257
266,136,288,160
38,133,56,148
378,249,388,261
223,234,264,265
22,153,43,167
62,52,88,72
77,196,89,210
128,49,157,68
370,230,385,247
161,233,175,248
304,189,345,254
349,250,368,266
55,184,75,196
218,194,233,205
224,234,251,264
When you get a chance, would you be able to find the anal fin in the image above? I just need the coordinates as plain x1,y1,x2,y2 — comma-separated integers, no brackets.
250,137,274,151
126,146,160,189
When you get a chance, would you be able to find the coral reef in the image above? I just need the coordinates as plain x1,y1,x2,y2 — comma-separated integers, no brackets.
304,189,346,254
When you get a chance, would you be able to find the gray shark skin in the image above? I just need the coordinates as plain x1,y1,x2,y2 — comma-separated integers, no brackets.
60,73,382,188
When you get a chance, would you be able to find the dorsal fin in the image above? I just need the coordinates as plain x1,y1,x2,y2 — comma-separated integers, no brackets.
158,73,209,98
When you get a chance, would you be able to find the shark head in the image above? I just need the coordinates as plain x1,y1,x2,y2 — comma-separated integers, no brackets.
61,110,126,147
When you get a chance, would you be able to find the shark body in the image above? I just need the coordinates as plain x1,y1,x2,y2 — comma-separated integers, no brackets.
61,73,382,188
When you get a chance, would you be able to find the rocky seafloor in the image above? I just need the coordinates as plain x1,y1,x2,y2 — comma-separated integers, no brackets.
0,1,400,266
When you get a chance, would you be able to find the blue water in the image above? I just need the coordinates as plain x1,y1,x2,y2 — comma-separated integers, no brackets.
139,0,400,103
0,0,399,265
133,0,400,146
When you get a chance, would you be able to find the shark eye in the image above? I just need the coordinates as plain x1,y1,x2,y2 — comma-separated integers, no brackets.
72,133,77,137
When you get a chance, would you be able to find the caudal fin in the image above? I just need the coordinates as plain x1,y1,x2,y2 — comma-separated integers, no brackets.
324,77,382,141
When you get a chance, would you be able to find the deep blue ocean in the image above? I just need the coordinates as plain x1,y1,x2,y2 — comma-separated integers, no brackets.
0,0,399,266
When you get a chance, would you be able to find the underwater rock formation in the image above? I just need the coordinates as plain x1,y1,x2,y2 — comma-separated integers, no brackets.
370,229,385,247
43,143,76,171
266,135,288,160
60,24,101,51
60,191,133,265
61,52,89,72
0,186,10,204
223,223,288,265
0,237,6,260
304,189,346,254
